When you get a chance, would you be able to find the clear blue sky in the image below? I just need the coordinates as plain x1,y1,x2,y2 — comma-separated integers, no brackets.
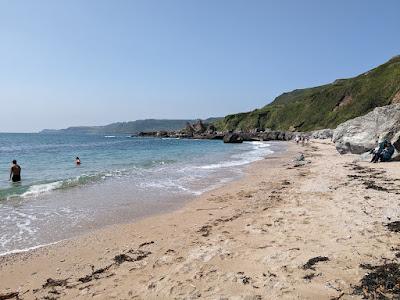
0,0,399,132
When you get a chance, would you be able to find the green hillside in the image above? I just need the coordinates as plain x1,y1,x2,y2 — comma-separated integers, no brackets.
216,55,400,132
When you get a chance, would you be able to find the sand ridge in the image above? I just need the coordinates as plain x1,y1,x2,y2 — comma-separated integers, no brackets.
1,141,400,299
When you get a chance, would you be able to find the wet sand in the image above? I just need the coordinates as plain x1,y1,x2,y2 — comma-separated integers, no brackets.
1,141,400,299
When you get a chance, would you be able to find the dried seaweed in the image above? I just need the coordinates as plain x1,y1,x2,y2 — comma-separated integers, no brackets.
0,292,19,300
302,256,329,270
354,262,400,299
387,221,400,233
42,278,68,288
78,264,113,283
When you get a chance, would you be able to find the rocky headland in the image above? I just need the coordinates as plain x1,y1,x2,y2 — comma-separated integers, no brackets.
136,119,327,143
138,103,400,163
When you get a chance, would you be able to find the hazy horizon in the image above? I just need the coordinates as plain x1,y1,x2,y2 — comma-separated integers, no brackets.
1,0,399,132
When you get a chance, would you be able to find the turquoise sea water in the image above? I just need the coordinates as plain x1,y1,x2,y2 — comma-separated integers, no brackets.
0,133,283,255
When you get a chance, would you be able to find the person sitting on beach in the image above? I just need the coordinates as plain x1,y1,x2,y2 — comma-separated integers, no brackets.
371,140,395,163
9,160,21,182
76,157,81,165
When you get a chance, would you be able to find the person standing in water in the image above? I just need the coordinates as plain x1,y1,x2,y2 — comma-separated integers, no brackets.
75,157,81,165
9,160,21,182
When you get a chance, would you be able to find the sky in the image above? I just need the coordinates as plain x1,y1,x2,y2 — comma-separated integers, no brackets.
0,0,399,132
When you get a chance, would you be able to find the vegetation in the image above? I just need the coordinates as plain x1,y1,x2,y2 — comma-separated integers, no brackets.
215,55,400,132
40,118,221,135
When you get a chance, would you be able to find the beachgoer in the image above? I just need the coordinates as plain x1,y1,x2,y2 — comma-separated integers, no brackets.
381,141,395,162
295,135,300,144
371,140,395,163
76,157,81,165
9,160,21,182
371,141,385,163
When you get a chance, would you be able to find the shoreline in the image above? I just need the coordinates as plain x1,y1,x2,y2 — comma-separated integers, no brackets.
1,140,400,299
0,142,286,258
0,141,283,257
0,139,281,256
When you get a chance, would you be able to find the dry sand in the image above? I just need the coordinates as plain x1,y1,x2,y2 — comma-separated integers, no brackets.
1,141,400,299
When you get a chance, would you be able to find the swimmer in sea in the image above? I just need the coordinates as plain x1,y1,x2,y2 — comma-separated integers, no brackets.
76,157,81,165
9,160,21,182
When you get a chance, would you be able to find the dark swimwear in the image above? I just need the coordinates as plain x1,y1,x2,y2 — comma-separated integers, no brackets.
371,141,395,163
12,175,21,182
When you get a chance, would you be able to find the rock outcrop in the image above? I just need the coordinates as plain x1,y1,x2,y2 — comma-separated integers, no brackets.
184,122,195,136
193,120,206,134
156,131,168,137
206,124,216,134
223,133,243,143
333,104,400,154
311,129,334,140
138,121,301,143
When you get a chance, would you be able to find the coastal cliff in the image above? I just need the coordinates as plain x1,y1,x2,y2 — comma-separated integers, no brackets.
137,56,400,147
215,55,400,132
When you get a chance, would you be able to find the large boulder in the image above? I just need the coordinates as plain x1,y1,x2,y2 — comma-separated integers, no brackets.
223,133,243,143
311,129,333,140
333,104,400,154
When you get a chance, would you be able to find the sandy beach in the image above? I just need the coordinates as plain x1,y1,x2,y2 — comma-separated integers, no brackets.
1,140,400,299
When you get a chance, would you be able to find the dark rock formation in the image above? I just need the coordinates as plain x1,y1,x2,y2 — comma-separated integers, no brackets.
156,131,168,137
184,122,195,136
193,120,206,134
206,124,216,134
223,133,243,143
393,132,400,152
258,130,297,141
136,120,300,143
137,131,157,137
311,129,333,140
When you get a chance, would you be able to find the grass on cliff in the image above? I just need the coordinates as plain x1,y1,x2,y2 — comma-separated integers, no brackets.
215,55,400,132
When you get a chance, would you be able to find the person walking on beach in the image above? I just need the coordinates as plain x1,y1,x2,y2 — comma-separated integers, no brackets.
9,160,21,182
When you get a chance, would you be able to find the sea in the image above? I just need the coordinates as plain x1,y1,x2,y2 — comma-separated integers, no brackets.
0,133,283,255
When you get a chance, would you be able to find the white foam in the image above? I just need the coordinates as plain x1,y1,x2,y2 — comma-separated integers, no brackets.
245,141,271,148
6,194,20,201
104,135,116,138
0,241,61,257
199,141,273,170
139,179,202,195
139,141,274,196
21,181,63,198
